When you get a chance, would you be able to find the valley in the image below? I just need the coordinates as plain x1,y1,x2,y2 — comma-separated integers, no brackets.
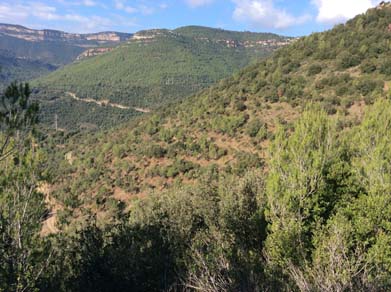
33,26,293,130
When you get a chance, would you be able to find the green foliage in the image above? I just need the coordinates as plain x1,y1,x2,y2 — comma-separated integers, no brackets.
380,59,391,76
360,59,377,73
0,82,38,132
211,113,248,136
43,171,267,291
144,144,167,158
246,119,267,138
307,64,322,76
0,82,50,292
265,108,337,270
352,99,391,194
0,146,49,292
355,77,383,96
291,99,391,291
338,52,361,69
40,99,391,291
0,53,56,92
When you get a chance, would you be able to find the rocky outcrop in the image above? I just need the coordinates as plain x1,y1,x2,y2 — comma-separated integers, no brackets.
0,23,132,45
77,47,114,60
216,38,295,48
378,1,391,9
130,28,295,49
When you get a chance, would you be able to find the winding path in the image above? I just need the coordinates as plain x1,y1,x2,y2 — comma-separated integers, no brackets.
66,92,151,113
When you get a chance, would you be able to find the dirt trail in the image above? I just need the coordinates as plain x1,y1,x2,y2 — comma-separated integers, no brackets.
39,183,61,236
66,92,151,113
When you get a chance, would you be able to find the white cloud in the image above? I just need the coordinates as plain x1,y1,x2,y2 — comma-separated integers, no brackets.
0,1,128,33
31,3,60,21
114,0,137,13
0,4,29,23
312,0,381,24
83,0,97,6
232,0,311,29
186,0,214,8
114,0,157,14
55,0,103,7
0,2,60,23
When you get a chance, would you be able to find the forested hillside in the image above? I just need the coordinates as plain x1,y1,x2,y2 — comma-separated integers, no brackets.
0,24,131,90
0,50,56,89
1,3,391,292
33,27,292,130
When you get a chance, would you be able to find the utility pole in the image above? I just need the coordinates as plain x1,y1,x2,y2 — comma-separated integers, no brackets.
54,114,58,132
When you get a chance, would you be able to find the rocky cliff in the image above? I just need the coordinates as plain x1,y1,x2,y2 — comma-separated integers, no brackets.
0,24,132,45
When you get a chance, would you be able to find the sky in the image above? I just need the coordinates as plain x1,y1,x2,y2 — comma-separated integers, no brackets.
0,0,384,36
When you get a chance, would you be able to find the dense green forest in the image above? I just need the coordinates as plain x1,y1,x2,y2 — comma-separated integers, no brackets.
0,51,56,91
1,3,391,292
33,27,292,130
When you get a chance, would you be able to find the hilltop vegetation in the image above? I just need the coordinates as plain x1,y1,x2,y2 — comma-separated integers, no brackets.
33,27,292,130
174,25,287,42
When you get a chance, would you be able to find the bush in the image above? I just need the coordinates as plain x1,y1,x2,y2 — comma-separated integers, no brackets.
246,119,267,138
336,86,349,96
234,101,247,111
113,145,126,159
231,152,263,175
144,144,167,158
356,78,382,96
360,60,377,73
161,159,199,178
338,52,361,69
307,64,322,76
380,60,391,76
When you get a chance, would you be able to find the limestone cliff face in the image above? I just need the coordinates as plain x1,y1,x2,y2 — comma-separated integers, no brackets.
378,1,391,9
76,47,114,60
130,29,295,49
85,33,123,42
0,24,132,44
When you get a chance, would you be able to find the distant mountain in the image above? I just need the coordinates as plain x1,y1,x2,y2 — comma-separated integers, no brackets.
0,24,131,46
33,26,293,130
0,24,132,90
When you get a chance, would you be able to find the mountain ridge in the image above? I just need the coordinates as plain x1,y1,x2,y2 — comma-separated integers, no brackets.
0,23,132,45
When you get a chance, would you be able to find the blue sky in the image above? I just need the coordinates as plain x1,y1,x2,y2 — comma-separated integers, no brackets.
0,0,383,36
